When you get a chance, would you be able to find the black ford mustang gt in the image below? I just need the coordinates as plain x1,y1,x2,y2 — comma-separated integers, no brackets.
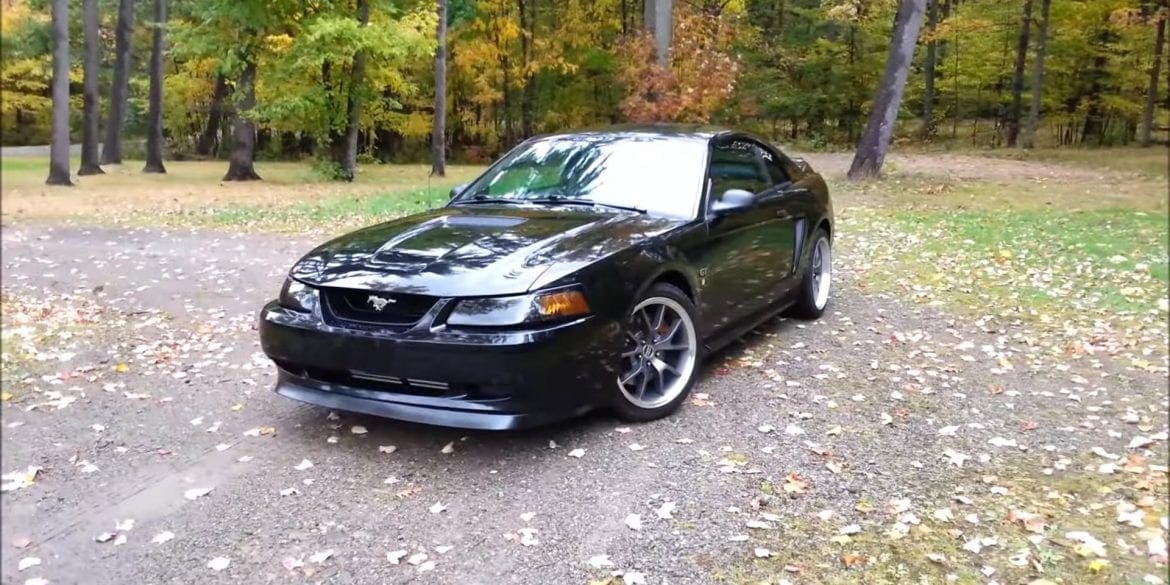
260,125,833,430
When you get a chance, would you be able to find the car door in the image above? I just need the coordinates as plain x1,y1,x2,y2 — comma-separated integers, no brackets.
695,138,787,332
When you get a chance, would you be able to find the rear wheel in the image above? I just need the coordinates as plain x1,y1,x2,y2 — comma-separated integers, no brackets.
791,228,831,319
612,283,701,422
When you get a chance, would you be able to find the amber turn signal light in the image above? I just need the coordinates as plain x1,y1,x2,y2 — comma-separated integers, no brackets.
535,290,590,318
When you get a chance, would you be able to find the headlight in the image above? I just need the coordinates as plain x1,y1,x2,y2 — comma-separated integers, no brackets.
278,277,319,313
446,289,590,327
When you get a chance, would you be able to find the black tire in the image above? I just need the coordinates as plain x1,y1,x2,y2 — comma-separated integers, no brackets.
612,282,704,422
790,228,832,320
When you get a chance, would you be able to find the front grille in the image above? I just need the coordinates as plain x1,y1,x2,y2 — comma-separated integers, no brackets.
321,288,437,329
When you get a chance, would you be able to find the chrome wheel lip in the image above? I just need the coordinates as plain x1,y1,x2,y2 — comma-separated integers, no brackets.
616,296,698,410
812,237,832,310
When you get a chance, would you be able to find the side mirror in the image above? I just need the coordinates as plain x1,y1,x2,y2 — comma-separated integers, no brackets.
710,188,755,215
449,182,470,200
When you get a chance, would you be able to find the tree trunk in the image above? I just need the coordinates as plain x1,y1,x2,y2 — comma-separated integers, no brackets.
223,58,261,181
1021,0,1050,149
847,0,926,180
143,0,167,173
519,0,535,139
643,0,673,68
47,0,72,186
1140,13,1166,146
502,53,514,148
431,0,448,177
1005,0,1032,147
330,0,370,182
78,0,103,175
195,73,228,157
920,0,939,139
101,0,134,165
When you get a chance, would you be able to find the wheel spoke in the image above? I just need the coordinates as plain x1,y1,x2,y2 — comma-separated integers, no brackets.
653,357,681,376
652,366,665,396
620,363,644,386
621,348,639,358
635,367,650,398
655,342,689,351
653,305,666,330
639,309,655,332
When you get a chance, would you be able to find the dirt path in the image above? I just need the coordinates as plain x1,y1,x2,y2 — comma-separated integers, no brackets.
1,225,1166,585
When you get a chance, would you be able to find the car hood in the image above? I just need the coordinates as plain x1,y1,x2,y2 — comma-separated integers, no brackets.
289,206,685,297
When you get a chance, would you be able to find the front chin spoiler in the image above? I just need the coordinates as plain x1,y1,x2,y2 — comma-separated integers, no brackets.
274,370,594,431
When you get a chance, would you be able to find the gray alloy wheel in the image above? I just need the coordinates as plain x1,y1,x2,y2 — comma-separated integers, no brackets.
811,236,832,311
791,228,832,319
613,283,701,421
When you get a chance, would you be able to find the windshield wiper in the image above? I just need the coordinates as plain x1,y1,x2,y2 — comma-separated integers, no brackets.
453,195,529,206
527,196,647,215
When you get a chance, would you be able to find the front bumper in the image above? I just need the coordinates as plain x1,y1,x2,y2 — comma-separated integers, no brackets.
258,301,623,430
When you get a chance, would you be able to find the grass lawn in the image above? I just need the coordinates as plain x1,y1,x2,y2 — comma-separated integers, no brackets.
0,157,483,231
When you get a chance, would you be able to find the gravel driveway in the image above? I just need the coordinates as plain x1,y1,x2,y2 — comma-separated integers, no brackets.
2,225,1166,585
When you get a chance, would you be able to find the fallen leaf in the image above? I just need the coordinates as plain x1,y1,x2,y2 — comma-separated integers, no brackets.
386,550,408,564
656,501,676,519
17,557,41,571
429,502,447,514
440,441,455,454
625,514,642,530
309,550,334,564
783,472,808,494
183,487,213,500
378,445,397,454
351,425,368,435
207,557,230,571
568,448,586,458
842,553,866,568
151,531,174,544
623,571,647,585
293,459,313,471
587,554,615,569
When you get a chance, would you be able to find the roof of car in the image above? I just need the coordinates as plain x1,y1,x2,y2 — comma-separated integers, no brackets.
541,123,737,140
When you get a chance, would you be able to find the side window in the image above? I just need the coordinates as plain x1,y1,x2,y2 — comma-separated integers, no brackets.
756,146,790,186
708,140,769,199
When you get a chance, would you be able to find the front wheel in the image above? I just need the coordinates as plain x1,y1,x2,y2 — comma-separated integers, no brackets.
791,228,832,319
612,283,702,422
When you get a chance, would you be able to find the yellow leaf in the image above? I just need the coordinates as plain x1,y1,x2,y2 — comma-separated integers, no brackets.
230,404,244,412
1,391,12,401
1087,559,1109,573
115,363,129,373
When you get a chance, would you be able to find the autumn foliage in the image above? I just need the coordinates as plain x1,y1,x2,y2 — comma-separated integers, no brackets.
616,4,738,124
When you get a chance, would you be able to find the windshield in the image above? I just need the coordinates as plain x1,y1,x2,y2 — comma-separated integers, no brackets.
452,133,708,219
